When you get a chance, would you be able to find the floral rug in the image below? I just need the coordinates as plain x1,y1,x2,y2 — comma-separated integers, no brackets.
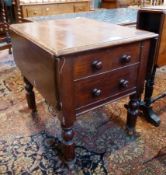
0,50,166,175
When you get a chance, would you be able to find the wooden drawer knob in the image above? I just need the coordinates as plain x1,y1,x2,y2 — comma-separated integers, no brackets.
120,55,131,64
92,88,102,97
119,79,129,88
92,60,103,70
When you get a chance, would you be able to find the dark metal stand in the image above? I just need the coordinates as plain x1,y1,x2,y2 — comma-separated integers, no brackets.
140,66,166,127
140,38,166,127
140,65,161,127
136,10,166,127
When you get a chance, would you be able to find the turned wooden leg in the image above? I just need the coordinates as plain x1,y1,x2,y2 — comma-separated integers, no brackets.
9,47,12,54
126,94,139,136
24,77,37,113
61,123,75,169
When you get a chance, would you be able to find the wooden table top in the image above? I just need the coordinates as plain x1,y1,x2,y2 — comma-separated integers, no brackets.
10,18,158,56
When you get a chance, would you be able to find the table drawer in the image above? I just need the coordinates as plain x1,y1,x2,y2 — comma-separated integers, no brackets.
73,42,140,80
42,4,73,16
25,6,43,17
42,5,59,16
74,64,139,108
74,2,89,12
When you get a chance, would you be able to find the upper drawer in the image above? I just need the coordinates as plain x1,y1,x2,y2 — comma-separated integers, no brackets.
73,42,140,80
74,64,139,109
42,4,74,16
24,6,43,17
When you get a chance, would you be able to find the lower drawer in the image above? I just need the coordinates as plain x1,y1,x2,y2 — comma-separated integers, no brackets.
74,64,139,108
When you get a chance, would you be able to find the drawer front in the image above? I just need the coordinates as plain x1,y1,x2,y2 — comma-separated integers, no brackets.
25,6,43,17
23,3,74,17
74,2,89,12
44,3,74,15
73,42,140,80
42,4,58,16
74,64,139,108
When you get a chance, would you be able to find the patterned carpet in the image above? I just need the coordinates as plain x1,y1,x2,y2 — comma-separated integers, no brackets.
0,50,166,175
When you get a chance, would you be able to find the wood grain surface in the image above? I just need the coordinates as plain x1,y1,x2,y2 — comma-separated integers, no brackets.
10,18,158,56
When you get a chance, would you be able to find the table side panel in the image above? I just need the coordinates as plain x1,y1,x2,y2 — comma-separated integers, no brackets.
136,39,151,94
58,56,76,126
11,32,58,107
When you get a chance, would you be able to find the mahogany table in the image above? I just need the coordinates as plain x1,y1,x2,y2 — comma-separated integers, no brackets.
26,7,166,127
10,18,157,167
